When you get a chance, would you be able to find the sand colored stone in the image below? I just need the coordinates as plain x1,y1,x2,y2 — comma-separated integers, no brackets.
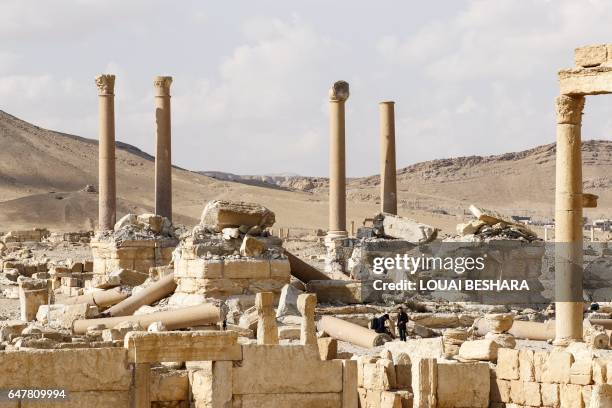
153,76,173,221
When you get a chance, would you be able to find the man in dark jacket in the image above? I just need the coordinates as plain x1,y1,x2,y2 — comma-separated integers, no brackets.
397,307,409,341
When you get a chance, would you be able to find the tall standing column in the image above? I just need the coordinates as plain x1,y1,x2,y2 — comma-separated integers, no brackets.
379,101,397,214
95,74,116,231
154,76,173,221
554,94,585,345
328,80,349,238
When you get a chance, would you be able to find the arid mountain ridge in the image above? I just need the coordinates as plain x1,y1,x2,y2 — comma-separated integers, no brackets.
0,109,610,232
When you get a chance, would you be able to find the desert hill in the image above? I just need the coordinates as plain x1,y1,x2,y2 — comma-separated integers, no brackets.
0,110,610,233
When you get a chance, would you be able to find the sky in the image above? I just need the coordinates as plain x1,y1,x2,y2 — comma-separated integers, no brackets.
1,0,611,177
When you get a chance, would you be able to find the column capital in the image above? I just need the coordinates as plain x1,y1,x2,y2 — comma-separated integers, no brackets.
95,74,115,96
329,80,349,102
154,76,173,97
555,94,585,125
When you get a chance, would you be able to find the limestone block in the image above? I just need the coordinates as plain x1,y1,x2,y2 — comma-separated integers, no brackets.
125,331,241,363
542,351,574,384
534,350,549,382
36,303,98,329
190,361,232,408
490,379,511,403
436,362,489,408
91,273,121,289
497,348,519,380
509,380,525,404
519,349,535,381
246,278,287,294
238,393,341,408
278,325,300,340
150,368,189,402
276,284,303,317
232,345,343,394
109,268,148,286
394,353,411,390
374,213,437,244
176,278,243,298
318,337,338,360
458,339,498,362
560,383,584,407
590,384,612,408
223,259,270,279
0,348,130,391
0,321,28,342
583,385,593,406
18,277,48,322
523,381,542,406
256,292,278,345
200,200,275,231
270,259,291,279
384,337,444,360
540,382,560,407
593,359,607,384
342,360,358,408
297,293,317,346
571,360,593,385
575,45,608,67
306,280,380,304
411,358,437,408
485,313,514,333
559,67,612,96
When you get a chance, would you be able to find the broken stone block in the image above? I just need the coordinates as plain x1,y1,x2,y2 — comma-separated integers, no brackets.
363,359,396,390
91,273,121,289
374,213,437,244
412,358,437,408
484,332,516,349
297,293,317,346
485,313,514,333
542,351,574,384
222,227,241,240
277,325,301,340
458,339,499,362
36,303,98,329
456,219,486,236
255,292,278,345
200,200,275,232
189,360,233,408
276,284,303,318
380,391,402,408
137,213,164,233
394,352,411,389
575,44,608,67
0,321,28,342
114,214,137,231
108,268,148,286
240,235,266,257
593,359,607,384
496,348,519,380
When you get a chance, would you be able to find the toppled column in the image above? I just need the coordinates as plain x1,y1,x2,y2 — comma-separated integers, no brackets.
105,273,176,316
297,293,317,346
256,292,278,345
379,101,397,214
95,74,117,231
154,76,173,221
328,80,349,239
554,94,585,345
18,276,49,321
63,287,128,308
318,315,389,348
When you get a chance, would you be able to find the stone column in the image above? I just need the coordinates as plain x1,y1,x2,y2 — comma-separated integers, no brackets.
256,292,278,345
328,81,350,238
379,101,397,214
95,74,117,231
297,293,317,346
154,76,173,221
554,94,585,345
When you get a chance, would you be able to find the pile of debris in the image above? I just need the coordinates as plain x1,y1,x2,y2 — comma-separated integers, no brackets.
96,213,177,243
454,205,539,242
358,212,438,244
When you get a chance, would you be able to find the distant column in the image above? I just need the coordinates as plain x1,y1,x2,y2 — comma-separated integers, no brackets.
154,76,173,221
328,81,349,238
95,74,116,231
379,101,397,214
554,94,585,345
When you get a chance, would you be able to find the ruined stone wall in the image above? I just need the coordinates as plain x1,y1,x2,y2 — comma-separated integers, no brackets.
91,238,176,275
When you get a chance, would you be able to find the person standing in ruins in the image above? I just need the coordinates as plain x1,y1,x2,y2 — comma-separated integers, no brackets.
397,307,409,342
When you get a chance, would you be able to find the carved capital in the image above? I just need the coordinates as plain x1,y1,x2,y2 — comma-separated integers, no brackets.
329,80,349,102
95,74,115,96
154,76,173,97
555,95,585,125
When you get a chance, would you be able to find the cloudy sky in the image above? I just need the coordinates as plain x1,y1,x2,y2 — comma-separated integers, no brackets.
1,0,611,177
